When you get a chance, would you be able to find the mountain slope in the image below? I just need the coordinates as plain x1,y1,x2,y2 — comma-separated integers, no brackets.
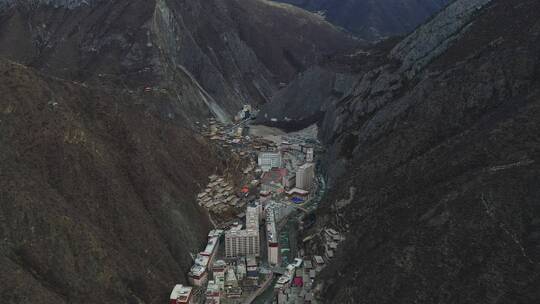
0,1,357,302
0,59,225,303
0,0,357,120
272,0,450,40
309,0,540,302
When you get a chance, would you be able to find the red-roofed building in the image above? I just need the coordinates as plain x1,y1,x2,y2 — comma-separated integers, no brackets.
292,277,304,287
261,168,287,193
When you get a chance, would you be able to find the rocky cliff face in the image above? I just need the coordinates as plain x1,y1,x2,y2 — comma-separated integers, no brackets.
272,0,450,40
255,65,359,130
389,0,493,78
0,0,95,10
254,38,395,131
0,59,230,303
310,0,540,302
0,0,356,121
258,0,493,130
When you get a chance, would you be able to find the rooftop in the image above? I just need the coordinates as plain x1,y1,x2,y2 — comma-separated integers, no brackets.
277,274,291,285
170,284,193,300
189,264,207,277
208,229,224,238
246,203,260,231
206,281,220,294
298,162,315,170
194,254,210,267
213,259,227,269
266,209,278,243
202,237,219,256
326,228,339,236
226,228,259,237
286,188,309,195
246,256,257,266
314,255,325,265
261,168,287,185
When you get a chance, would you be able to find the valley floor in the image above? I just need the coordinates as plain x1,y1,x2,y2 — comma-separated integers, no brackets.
172,117,333,304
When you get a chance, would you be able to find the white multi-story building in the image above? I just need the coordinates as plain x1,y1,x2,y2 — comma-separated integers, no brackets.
201,236,219,264
188,254,209,286
282,172,296,189
258,151,282,172
224,229,259,257
296,163,315,190
306,147,314,163
266,207,279,266
246,203,260,231
236,258,247,280
225,204,261,257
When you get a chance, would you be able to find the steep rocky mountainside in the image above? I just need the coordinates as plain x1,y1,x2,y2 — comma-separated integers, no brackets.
0,59,230,303
0,0,356,121
273,0,450,40
254,39,395,130
309,0,540,302
257,0,492,128
1,0,539,304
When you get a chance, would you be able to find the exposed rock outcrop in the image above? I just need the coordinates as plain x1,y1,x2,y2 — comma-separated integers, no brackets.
256,66,359,130
0,0,94,10
389,0,493,78
0,0,357,121
311,0,540,302
272,0,451,40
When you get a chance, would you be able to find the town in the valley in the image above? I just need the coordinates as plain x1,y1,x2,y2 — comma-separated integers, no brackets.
168,106,343,304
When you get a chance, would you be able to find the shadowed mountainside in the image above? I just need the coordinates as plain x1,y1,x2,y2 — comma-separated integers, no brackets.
273,0,450,40
0,1,357,302
0,59,227,303
0,0,357,121
307,0,540,302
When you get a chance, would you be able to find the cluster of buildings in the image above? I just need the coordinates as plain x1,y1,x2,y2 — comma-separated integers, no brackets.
171,108,326,304
170,217,266,303
274,255,329,304
173,200,268,303
322,228,344,260
197,116,278,155
254,136,337,303
203,257,252,301
194,255,260,303
198,117,250,148
235,105,255,121
197,175,241,214
188,230,223,287
258,151,282,172
224,196,296,269
204,204,264,301
273,227,344,304
274,258,313,304
257,141,316,206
